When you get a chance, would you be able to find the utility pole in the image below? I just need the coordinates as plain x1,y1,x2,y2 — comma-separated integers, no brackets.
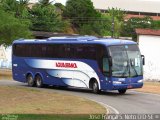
111,8,115,38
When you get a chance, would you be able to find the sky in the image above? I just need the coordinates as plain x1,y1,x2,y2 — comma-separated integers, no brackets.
29,0,67,5
55,0,67,5
29,0,160,5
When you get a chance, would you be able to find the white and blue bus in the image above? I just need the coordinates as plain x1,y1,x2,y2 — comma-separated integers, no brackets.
12,36,144,94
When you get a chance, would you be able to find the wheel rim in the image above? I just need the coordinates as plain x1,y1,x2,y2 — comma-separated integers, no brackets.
36,76,42,87
93,82,98,92
28,76,33,85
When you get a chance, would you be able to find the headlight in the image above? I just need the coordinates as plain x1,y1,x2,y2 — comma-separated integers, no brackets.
138,80,143,83
113,81,122,84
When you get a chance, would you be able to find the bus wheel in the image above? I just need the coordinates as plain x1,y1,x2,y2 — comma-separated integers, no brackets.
118,89,126,94
35,75,43,88
92,81,100,94
27,74,35,87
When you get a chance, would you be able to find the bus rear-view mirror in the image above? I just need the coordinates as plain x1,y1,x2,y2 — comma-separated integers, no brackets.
141,55,145,65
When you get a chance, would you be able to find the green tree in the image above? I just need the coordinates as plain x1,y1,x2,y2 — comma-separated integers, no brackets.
79,14,111,36
107,8,126,38
63,0,111,36
30,1,69,32
0,0,31,30
54,3,65,11
16,0,30,18
0,0,18,14
63,0,101,27
122,16,153,41
39,0,50,6
0,8,32,46
0,0,30,18
152,20,160,29
54,3,65,15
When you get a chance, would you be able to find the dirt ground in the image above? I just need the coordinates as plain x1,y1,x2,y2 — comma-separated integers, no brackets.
135,82,160,94
0,86,106,114
0,69,12,80
0,69,12,76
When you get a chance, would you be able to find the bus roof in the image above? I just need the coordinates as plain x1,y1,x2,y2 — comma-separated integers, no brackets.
13,36,137,46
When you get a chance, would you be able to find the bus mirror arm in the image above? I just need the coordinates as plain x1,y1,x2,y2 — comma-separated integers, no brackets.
108,56,112,66
141,55,145,65
108,56,112,77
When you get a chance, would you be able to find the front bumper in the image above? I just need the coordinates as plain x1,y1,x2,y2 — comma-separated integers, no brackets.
112,82,143,90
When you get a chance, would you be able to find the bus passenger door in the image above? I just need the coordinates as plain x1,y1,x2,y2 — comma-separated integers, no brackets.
103,57,112,89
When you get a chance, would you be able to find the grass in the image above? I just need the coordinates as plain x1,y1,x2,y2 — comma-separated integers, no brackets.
0,86,106,115
135,81,160,94
0,114,96,120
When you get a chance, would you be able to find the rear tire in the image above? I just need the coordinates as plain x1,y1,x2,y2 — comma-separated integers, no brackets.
118,89,127,94
35,75,43,88
27,74,35,87
92,81,100,94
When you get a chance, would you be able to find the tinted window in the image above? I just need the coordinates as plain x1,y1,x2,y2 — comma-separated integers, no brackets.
96,45,107,72
13,44,26,57
13,44,107,61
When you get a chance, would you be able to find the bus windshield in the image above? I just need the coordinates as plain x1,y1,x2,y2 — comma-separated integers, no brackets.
108,45,143,78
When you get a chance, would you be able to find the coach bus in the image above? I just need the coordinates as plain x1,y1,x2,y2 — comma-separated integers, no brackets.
12,36,144,94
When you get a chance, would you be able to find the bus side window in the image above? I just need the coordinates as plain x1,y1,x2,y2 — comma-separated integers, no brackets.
103,58,109,73
69,45,75,58
96,45,105,72
13,45,17,56
75,45,84,59
103,58,109,76
15,44,26,57
64,44,71,58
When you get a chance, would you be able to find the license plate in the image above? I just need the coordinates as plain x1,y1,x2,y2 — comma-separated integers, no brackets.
127,85,132,88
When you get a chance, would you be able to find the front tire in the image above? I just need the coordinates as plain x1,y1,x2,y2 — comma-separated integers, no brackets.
92,81,100,94
27,74,35,87
118,89,127,94
35,75,43,88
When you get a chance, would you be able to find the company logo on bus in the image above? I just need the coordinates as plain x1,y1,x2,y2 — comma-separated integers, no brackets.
56,62,77,68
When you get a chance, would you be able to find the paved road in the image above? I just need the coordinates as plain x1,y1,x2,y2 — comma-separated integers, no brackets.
0,80,160,114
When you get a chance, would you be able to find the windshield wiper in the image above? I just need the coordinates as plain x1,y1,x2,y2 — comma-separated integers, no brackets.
130,59,139,77
131,66,139,77
121,61,129,77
